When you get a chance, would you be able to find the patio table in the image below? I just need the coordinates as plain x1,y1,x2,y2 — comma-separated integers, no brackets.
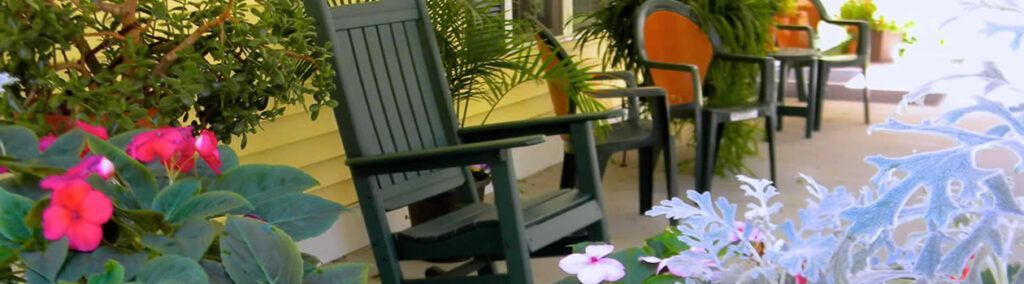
771,47,819,138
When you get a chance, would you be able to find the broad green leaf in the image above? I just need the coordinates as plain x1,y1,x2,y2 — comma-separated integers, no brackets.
141,218,215,260
107,129,149,149
220,216,303,284
303,263,369,284
152,179,201,216
211,165,319,206
0,174,46,199
136,255,209,284
0,126,40,160
196,145,239,177
119,209,166,233
643,229,689,258
86,137,157,207
56,246,147,282
0,187,33,242
254,193,343,241
85,260,125,284
301,253,321,275
88,176,141,210
612,248,658,284
200,260,232,284
166,192,251,224
39,130,85,169
21,238,69,283
24,198,48,239
642,275,684,284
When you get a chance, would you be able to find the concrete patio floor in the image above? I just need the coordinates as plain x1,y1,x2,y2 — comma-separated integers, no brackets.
342,68,1023,282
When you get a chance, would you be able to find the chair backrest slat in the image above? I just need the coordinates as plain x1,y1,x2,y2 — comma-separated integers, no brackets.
303,0,470,210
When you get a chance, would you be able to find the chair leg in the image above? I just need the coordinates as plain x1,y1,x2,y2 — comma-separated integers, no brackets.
478,261,496,275
765,117,778,185
490,158,533,283
703,118,723,193
559,153,576,189
814,61,831,131
638,147,655,215
805,61,818,139
777,62,788,132
695,113,711,193
795,65,808,102
862,65,871,124
598,151,614,177
661,134,680,226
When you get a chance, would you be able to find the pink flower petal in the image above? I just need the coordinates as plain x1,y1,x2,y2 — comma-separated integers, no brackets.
95,158,115,179
51,180,92,209
559,253,591,274
585,244,615,258
42,206,73,240
195,130,222,174
576,264,610,284
79,190,113,224
39,135,57,152
0,166,7,174
76,121,109,140
66,222,103,252
596,258,625,281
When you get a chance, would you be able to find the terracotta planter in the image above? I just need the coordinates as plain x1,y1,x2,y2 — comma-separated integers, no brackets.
408,176,491,226
870,30,902,63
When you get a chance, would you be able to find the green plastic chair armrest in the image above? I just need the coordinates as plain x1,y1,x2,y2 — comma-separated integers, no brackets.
587,71,638,88
346,135,546,174
589,87,666,99
459,110,625,143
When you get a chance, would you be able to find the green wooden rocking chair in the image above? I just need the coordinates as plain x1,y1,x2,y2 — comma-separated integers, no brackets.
301,0,622,282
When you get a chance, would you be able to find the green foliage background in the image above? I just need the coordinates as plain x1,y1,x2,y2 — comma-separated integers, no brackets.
575,0,778,176
0,0,337,147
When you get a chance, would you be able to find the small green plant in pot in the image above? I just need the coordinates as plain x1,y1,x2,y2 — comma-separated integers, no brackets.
838,0,915,61
0,122,366,283
0,0,337,146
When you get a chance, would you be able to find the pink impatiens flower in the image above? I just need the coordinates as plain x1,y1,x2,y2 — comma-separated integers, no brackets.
559,244,625,284
127,127,197,173
38,135,57,152
41,156,115,191
194,130,222,174
42,179,113,252
75,121,109,140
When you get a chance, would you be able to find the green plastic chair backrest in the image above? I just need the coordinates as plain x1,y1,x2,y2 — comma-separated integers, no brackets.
302,0,473,211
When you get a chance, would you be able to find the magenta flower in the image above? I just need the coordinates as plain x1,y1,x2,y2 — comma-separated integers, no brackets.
39,135,57,152
730,221,764,243
559,244,625,284
75,121,109,140
0,167,8,174
194,130,222,174
41,156,115,191
42,179,113,252
126,127,197,173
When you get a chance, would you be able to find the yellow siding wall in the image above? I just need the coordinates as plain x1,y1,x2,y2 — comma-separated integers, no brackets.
228,41,610,207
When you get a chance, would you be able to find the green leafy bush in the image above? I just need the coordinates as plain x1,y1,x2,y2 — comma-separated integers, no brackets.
0,125,364,284
0,0,337,147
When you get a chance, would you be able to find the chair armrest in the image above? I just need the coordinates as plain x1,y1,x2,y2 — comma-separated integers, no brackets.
641,60,704,105
775,24,815,48
347,136,546,175
823,19,870,56
715,53,777,106
587,71,638,88
458,110,625,143
589,87,666,99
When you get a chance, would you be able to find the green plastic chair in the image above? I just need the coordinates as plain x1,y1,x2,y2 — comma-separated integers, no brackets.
633,0,778,192
532,22,679,216
775,0,871,127
301,0,621,282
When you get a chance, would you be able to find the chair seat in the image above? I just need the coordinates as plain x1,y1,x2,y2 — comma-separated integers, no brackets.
596,120,656,151
394,189,603,260
819,54,858,63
